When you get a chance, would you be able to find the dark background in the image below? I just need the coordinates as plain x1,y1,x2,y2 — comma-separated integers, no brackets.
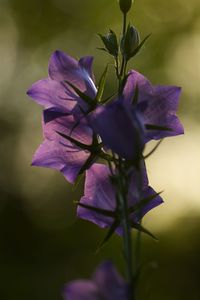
1,0,200,299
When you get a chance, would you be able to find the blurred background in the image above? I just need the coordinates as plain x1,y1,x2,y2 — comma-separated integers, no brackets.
0,0,200,299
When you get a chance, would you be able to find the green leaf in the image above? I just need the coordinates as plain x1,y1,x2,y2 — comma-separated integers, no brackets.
145,124,172,131
132,222,157,240
96,64,109,102
130,33,151,58
65,80,95,107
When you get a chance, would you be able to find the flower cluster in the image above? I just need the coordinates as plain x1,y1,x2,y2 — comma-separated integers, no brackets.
27,1,183,298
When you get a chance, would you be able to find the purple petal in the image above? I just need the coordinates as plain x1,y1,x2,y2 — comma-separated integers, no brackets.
93,261,129,300
63,280,100,300
122,70,153,104
42,109,93,145
122,70,184,141
48,50,97,98
32,139,90,184
27,78,76,112
77,164,116,228
128,163,163,222
89,101,145,160
79,56,95,83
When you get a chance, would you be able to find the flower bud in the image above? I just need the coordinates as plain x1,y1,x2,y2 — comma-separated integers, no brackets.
121,24,140,61
119,0,133,14
98,30,118,57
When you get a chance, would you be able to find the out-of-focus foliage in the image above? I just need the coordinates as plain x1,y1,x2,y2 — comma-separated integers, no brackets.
0,0,200,299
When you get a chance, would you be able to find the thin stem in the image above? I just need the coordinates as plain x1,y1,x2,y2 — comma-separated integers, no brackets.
119,13,127,94
118,161,135,300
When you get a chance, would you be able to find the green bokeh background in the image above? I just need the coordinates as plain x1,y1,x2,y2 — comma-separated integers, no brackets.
1,0,200,299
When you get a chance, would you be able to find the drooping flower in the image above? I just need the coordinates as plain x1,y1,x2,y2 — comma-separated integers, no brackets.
32,109,95,183
77,163,163,235
27,50,97,115
63,261,129,300
89,70,184,160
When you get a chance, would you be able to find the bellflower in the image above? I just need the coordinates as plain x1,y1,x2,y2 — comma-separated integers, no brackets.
89,101,145,161
32,109,94,183
77,163,163,235
63,261,129,300
27,50,97,115
89,70,184,160
122,70,184,142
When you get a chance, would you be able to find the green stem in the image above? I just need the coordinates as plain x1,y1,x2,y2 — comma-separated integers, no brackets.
118,162,135,300
119,13,128,94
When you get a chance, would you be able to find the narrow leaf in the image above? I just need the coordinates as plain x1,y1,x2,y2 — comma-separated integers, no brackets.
96,64,109,102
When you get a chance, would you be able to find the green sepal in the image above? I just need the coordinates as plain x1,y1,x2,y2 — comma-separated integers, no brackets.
77,154,96,176
132,83,139,106
144,139,163,159
121,24,140,61
101,92,117,104
96,219,120,252
145,124,172,131
95,64,109,102
130,33,151,58
98,30,118,57
132,222,157,240
77,202,116,218
64,80,95,107
56,131,92,151
129,192,163,214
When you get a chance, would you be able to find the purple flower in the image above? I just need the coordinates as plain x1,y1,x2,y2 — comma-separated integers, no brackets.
89,101,145,161
27,50,97,114
122,70,184,142
77,163,163,235
89,70,184,160
63,261,129,300
32,109,94,183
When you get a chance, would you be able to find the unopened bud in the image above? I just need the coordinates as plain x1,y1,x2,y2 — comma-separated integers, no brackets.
119,0,133,14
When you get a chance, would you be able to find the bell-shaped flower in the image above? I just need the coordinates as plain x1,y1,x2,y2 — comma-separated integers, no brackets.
89,101,145,161
32,109,95,184
63,261,129,300
77,163,163,235
27,51,97,114
122,70,184,142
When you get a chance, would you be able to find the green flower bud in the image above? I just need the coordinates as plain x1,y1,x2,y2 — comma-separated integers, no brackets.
98,30,118,57
119,0,133,14
121,24,140,61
